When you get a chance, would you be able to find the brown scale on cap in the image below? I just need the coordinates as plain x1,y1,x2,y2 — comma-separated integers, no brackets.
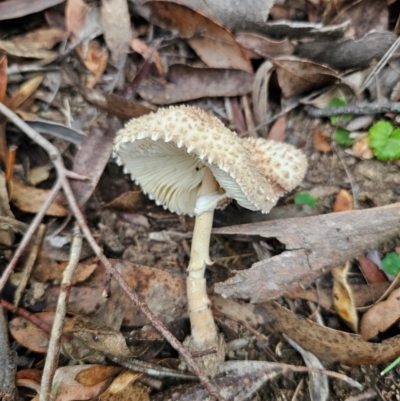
113,105,308,216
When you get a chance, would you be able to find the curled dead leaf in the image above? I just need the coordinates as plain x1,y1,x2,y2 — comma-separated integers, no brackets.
332,262,359,333
7,75,44,111
252,60,274,136
360,287,400,341
76,42,108,88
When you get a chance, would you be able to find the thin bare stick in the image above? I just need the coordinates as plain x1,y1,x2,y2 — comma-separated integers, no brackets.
1,299,70,343
360,36,400,92
40,227,83,401
0,102,222,400
13,224,46,308
0,304,18,401
0,179,62,293
286,365,363,390
305,102,400,117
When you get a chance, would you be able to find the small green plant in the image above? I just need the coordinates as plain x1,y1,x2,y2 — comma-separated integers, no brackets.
327,98,353,147
294,192,317,208
334,127,353,146
381,252,400,276
368,120,400,161
327,98,352,125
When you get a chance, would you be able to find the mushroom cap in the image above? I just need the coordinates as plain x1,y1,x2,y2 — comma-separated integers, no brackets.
113,105,307,216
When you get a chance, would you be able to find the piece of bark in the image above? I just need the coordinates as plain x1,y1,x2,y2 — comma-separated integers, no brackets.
213,203,400,303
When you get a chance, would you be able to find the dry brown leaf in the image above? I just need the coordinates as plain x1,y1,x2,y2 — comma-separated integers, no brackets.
44,259,187,326
360,287,400,340
358,255,387,284
274,57,339,98
71,257,99,285
105,191,143,212
76,42,108,88
11,179,68,217
101,0,132,65
264,301,400,364
100,373,148,401
144,1,251,72
131,38,164,78
333,189,353,212
80,88,152,120
138,64,254,105
352,136,374,160
7,75,44,111
70,119,119,207
53,365,114,401
0,28,65,61
9,312,57,353
0,0,64,21
313,128,332,153
236,32,294,59
65,0,89,39
267,116,286,142
287,282,396,311
32,250,62,282
332,262,359,333
15,28,68,50
252,60,274,136
75,365,121,387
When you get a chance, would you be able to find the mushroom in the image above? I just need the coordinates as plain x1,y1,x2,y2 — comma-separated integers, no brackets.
113,105,307,376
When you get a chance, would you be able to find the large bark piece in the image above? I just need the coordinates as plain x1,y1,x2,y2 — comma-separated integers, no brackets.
214,203,400,303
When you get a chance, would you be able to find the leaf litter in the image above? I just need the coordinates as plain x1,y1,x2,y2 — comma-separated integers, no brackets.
2,0,400,400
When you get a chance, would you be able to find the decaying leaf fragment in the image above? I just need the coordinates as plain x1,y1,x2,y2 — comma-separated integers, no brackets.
274,57,339,98
332,262,359,333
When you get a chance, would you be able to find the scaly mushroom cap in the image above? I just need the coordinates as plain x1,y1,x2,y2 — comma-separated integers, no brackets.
113,105,307,216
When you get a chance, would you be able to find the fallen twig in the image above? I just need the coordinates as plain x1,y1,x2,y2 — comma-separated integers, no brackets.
304,102,400,117
360,35,400,92
1,298,71,343
13,224,46,308
0,304,18,401
0,102,222,400
40,227,83,401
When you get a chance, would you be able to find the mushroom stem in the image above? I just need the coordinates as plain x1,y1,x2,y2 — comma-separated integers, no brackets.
186,167,220,354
